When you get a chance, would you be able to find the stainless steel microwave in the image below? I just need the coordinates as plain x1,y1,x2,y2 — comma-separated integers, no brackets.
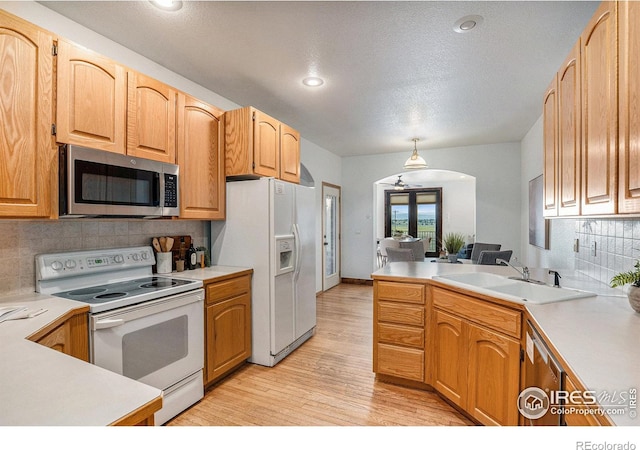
59,145,179,218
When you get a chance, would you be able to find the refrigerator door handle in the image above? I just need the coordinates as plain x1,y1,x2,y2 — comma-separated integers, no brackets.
293,223,302,282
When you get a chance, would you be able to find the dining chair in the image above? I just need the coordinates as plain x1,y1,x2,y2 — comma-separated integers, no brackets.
386,247,415,262
399,240,426,261
477,250,513,265
378,238,400,266
470,243,502,264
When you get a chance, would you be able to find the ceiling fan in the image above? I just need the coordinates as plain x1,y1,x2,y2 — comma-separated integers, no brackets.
380,175,422,190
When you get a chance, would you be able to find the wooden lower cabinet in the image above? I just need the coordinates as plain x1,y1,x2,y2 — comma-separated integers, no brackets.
562,372,612,426
432,309,466,408
374,282,523,426
204,272,252,386
466,322,521,426
431,287,522,426
432,306,521,426
373,280,426,383
28,307,89,362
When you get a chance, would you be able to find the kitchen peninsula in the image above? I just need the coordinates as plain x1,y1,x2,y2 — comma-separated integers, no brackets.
372,261,640,426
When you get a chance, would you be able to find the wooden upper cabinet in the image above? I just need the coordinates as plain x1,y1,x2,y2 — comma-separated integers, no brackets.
618,0,640,213
56,39,126,154
557,41,582,216
225,106,300,182
280,123,301,183
542,77,559,217
177,93,225,220
253,109,280,178
580,1,618,215
127,71,177,163
0,11,55,218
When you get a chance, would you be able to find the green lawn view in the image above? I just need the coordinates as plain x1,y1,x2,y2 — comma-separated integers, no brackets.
391,204,437,251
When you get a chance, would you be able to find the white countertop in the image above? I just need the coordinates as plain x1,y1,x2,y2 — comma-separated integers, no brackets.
0,265,251,426
168,265,252,282
373,261,640,426
0,293,162,425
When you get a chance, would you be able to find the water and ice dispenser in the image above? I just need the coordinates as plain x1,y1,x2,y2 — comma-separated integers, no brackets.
275,236,295,275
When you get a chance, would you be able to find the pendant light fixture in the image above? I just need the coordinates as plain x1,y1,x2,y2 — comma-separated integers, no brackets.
403,138,428,169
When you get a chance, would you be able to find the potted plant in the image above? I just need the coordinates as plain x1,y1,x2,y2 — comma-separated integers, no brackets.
442,232,466,263
610,260,640,313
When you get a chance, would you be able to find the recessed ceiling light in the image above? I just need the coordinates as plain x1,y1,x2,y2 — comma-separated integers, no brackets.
454,15,483,33
149,0,183,11
302,77,324,87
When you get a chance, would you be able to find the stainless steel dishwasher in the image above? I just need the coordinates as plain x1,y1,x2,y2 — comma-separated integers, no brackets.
520,320,566,425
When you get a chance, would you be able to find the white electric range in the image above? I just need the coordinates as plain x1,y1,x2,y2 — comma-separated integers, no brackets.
36,246,204,425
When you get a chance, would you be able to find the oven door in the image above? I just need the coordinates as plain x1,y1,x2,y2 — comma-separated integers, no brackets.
90,289,204,390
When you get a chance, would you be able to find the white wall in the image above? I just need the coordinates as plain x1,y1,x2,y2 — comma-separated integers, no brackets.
520,115,576,270
342,143,522,280
300,139,342,293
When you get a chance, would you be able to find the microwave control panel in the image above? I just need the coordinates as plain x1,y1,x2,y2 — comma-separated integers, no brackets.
164,174,178,207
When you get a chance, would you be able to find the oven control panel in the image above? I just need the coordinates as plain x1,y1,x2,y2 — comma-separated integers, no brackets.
36,247,155,282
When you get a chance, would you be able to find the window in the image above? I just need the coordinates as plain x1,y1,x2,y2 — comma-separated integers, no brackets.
384,188,442,257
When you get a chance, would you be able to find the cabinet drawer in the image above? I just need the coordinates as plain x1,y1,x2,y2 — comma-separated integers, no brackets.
206,274,251,305
376,343,424,382
377,281,425,304
432,287,521,338
378,301,424,327
377,323,424,349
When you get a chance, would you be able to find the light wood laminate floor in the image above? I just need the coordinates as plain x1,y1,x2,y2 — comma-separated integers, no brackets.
167,283,473,426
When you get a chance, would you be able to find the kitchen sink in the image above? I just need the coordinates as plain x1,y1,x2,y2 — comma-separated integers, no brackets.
431,272,515,288
433,273,597,304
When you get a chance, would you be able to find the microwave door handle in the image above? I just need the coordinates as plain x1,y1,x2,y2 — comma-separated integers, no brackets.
94,318,125,330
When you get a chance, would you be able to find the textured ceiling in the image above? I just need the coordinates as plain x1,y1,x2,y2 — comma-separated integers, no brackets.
40,1,599,157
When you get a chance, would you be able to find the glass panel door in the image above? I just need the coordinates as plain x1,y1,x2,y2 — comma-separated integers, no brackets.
384,188,442,257
322,184,341,291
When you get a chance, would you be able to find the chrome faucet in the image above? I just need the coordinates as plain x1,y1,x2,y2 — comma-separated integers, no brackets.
497,258,530,281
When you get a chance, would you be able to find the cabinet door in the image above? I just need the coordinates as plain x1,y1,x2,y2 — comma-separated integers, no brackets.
0,12,54,218
177,94,225,220
205,293,251,384
253,109,279,178
542,76,558,217
29,310,89,362
580,1,618,215
564,375,607,426
558,41,582,216
56,39,126,154
618,0,640,213
432,309,467,409
467,323,520,426
127,71,177,163
280,123,300,183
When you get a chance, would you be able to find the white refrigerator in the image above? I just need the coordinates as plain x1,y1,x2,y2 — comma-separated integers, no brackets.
211,178,316,367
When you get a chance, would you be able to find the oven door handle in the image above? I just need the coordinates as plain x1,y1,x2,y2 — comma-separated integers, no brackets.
94,318,125,330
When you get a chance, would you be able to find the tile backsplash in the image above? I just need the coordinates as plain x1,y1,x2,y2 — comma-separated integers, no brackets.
575,218,640,287
0,219,208,297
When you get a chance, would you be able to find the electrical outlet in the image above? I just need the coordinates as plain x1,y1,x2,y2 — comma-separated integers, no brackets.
574,238,579,252
591,241,597,256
